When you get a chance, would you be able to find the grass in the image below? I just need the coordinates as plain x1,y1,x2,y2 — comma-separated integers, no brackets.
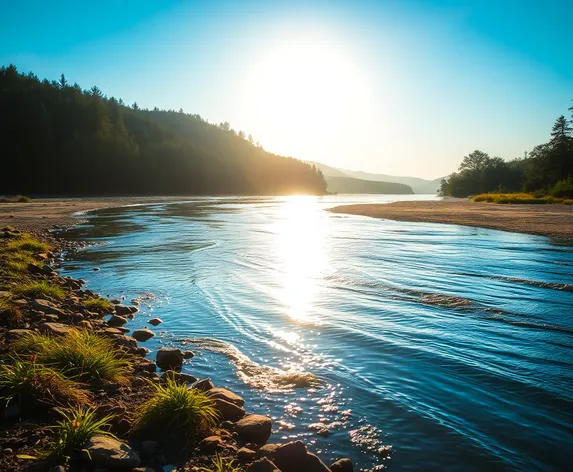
471,193,573,205
16,195,31,203
4,234,50,254
133,377,219,445
50,405,116,460
12,280,65,300
83,297,114,313
0,359,90,407
14,330,132,384
0,296,9,310
0,233,50,278
199,455,242,472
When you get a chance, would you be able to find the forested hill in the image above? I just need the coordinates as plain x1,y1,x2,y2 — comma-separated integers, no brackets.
0,65,327,196
325,176,413,194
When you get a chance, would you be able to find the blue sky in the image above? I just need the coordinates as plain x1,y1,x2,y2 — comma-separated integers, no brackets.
1,0,572,178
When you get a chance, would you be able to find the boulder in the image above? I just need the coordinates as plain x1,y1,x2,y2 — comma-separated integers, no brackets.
82,436,141,470
183,350,195,359
330,458,353,472
155,348,183,371
247,458,281,472
192,377,214,392
148,318,163,326
273,441,331,472
212,398,245,421
238,447,256,461
256,444,279,459
31,299,65,317
39,322,72,336
199,435,224,453
132,328,155,342
6,329,33,341
113,335,138,350
115,304,138,316
235,415,272,444
107,314,128,327
209,387,244,407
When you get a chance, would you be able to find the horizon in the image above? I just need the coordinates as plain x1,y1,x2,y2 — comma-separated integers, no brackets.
1,0,571,180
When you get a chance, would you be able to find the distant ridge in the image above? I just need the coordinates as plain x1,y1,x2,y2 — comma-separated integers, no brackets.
326,176,413,195
306,160,444,194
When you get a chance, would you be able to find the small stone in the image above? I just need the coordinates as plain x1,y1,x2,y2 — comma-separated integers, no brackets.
115,304,138,315
155,348,184,371
330,458,353,472
235,415,272,443
3,448,14,455
148,318,162,326
209,387,245,407
192,377,214,392
107,314,128,327
182,350,194,359
199,436,224,453
256,444,279,459
31,299,65,316
247,458,281,472
39,322,72,336
6,329,32,341
161,371,197,385
238,447,256,461
81,436,141,469
213,398,245,421
132,328,155,342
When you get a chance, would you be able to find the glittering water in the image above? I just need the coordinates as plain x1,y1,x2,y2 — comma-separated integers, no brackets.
60,195,573,471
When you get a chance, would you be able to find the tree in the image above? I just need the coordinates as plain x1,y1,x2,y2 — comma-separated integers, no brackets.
551,115,572,145
59,73,67,88
89,86,103,98
132,102,139,110
459,150,491,173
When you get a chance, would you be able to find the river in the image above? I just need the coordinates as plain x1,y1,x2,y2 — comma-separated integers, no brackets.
60,195,573,471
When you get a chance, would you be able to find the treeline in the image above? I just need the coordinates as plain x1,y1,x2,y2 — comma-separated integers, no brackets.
0,65,327,196
325,176,413,194
440,102,573,197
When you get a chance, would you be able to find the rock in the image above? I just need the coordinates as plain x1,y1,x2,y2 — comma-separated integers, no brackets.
161,371,197,385
47,466,68,472
132,328,155,342
192,377,214,392
212,398,245,421
44,314,60,322
139,440,159,457
39,322,72,336
183,350,195,359
330,458,353,472
131,377,147,388
135,360,157,373
0,290,11,298
107,314,128,327
114,336,138,350
6,329,32,341
148,318,162,326
247,458,281,472
2,448,14,455
273,441,331,472
115,304,138,316
155,348,183,371
256,444,279,459
199,436,224,453
104,327,124,336
81,436,141,470
209,387,245,407
235,415,272,444
78,320,93,330
4,402,20,419
238,447,256,461
31,299,65,316
132,468,155,472
116,326,130,334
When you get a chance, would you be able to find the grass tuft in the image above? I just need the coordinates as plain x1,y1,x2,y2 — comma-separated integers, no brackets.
12,280,65,300
83,297,114,313
14,331,132,384
471,193,573,205
4,234,50,253
50,405,115,459
133,377,219,445
199,455,243,472
16,195,31,203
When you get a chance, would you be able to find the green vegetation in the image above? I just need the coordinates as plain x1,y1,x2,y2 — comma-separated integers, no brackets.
14,331,132,384
0,359,90,407
12,280,65,300
325,176,413,194
133,377,218,444
0,233,50,277
440,101,573,197
50,406,115,459
83,297,114,313
0,195,32,203
199,455,242,472
1,65,327,196
5,234,50,253
471,193,573,205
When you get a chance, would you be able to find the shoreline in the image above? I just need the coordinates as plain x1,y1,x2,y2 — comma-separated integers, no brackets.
328,200,573,242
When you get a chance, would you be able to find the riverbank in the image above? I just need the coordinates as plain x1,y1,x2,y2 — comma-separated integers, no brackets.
0,227,347,471
329,200,573,241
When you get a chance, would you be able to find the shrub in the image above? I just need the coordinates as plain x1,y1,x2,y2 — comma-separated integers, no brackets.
50,405,115,459
133,377,218,445
199,455,242,472
550,177,573,198
14,331,132,384
12,280,65,300
0,359,90,407
83,297,114,313
16,195,31,203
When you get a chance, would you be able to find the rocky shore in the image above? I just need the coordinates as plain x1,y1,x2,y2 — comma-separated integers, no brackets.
0,226,354,472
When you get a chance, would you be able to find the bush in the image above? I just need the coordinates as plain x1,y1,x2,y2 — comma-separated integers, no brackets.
550,177,573,198
199,455,242,472
50,405,115,459
133,378,218,445
12,280,65,300
16,195,31,203
83,297,114,313
0,359,90,407
14,330,132,384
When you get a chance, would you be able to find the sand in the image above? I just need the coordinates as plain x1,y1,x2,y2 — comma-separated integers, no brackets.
329,200,573,242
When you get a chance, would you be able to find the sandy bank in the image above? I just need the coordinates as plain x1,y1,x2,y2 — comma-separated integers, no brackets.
329,200,573,241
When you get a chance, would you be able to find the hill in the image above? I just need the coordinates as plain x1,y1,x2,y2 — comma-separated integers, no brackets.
0,65,326,196
325,176,413,194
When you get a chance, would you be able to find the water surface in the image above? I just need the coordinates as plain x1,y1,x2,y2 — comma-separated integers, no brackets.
61,195,573,471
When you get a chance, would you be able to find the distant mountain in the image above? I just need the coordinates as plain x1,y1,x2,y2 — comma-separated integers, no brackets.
326,176,413,195
306,160,444,194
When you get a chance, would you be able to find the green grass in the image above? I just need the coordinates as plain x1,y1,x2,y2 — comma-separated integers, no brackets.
14,330,132,384
50,405,116,460
199,455,242,472
12,280,65,300
0,359,90,407
0,296,9,310
133,377,219,445
471,193,573,205
4,234,50,253
83,297,114,313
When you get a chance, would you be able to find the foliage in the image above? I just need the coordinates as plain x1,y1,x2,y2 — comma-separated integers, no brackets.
199,455,243,472
16,195,31,202
440,102,573,197
0,65,327,196
14,330,132,384
471,193,573,205
83,297,114,313
4,233,50,254
0,358,90,407
12,280,65,300
50,405,116,459
133,377,218,445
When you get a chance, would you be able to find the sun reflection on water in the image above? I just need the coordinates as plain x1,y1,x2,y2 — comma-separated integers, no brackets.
272,196,330,324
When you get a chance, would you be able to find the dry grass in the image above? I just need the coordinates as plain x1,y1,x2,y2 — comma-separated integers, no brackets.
12,280,65,300
83,297,114,313
471,193,573,205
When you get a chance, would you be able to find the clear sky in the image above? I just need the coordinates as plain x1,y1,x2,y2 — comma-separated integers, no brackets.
1,0,572,179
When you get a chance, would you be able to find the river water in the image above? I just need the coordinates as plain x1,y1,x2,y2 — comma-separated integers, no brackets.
60,195,573,471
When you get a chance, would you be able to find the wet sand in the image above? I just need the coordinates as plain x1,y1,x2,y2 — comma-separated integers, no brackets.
329,200,573,241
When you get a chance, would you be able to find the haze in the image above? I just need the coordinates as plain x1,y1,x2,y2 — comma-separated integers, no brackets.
2,0,571,179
